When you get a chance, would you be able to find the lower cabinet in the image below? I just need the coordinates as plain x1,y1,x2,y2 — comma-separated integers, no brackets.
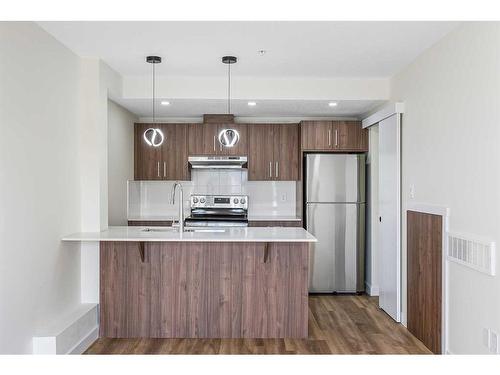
128,221,172,227
248,221,302,227
99,241,309,338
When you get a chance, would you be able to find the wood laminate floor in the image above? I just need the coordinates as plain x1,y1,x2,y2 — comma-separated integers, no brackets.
85,295,431,354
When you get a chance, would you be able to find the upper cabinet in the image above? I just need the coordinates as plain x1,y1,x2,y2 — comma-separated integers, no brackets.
188,123,248,156
300,120,368,152
300,121,331,150
134,123,189,181
248,124,299,181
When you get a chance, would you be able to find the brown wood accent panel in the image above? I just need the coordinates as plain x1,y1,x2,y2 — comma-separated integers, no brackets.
334,121,368,151
248,124,274,181
99,241,309,338
275,124,299,180
188,123,219,155
134,123,162,180
248,221,302,227
128,221,172,227
219,123,248,156
300,121,331,150
99,241,130,338
86,295,431,354
161,124,190,180
407,210,442,354
203,114,234,124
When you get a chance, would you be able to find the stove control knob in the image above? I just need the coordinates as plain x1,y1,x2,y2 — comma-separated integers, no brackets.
240,198,246,204
193,197,199,203
233,198,239,204
200,197,206,204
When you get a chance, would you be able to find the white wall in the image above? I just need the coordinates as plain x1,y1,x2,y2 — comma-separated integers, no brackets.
0,22,82,354
107,100,136,225
390,22,500,354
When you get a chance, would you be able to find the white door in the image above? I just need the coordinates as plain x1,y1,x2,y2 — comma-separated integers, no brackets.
378,114,401,322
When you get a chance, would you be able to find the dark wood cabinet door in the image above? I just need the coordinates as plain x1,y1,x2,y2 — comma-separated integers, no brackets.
274,124,299,180
335,121,368,151
300,121,332,150
218,123,248,156
134,123,162,180
161,124,190,180
407,211,442,354
188,123,219,155
248,124,275,181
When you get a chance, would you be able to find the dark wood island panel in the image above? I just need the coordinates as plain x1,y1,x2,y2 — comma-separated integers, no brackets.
99,241,309,339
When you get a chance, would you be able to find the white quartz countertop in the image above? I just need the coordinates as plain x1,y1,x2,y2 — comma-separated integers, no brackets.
127,215,302,222
62,226,317,243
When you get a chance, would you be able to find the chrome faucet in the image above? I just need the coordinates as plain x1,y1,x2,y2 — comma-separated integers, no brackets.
170,182,184,232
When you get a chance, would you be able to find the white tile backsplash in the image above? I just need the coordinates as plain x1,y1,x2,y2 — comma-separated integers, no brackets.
128,170,296,220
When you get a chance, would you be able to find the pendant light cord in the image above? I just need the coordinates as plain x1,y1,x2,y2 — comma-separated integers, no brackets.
227,62,231,114
152,62,156,123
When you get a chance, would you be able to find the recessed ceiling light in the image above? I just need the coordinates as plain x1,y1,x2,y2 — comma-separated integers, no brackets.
161,100,170,106
328,102,338,107
247,101,257,106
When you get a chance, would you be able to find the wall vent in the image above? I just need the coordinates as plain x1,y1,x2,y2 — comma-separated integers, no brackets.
447,232,496,276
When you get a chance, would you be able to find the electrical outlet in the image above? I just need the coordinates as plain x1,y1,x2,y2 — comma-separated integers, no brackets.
490,330,498,354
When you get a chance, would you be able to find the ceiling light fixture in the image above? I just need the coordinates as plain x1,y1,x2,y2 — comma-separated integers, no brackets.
161,100,170,106
328,102,338,107
145,55,164,147
222,55,237,114
247,101,257,107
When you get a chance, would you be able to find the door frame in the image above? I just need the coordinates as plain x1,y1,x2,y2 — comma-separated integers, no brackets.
406,203,449,354
362,102,404,322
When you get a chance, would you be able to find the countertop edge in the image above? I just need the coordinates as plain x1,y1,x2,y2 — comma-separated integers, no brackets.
62,238,317,243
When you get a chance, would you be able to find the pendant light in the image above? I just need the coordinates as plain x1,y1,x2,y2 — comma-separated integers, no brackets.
143,55,164,147
219,56,239,148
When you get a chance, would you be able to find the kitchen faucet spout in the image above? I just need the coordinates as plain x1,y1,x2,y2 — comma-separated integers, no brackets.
171,182,184,232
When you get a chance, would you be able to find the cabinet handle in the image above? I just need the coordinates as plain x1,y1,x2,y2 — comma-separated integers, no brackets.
157,161,160,177
328,129,331,146
163,162,166,178
335,129,339,147
269,161,272,178
275,162,279,178
213,135,216,152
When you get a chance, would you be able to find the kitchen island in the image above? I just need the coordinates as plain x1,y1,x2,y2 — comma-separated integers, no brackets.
63,226,316,339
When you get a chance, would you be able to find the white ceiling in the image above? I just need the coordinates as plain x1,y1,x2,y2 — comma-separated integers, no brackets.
38,21,458,78
37,21,458,118
117,99,385,119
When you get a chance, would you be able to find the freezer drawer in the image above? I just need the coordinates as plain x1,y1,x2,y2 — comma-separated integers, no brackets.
306,154,365,203
307,202,365,293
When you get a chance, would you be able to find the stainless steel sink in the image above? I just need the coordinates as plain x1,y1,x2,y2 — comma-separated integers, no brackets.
141,227,177,232
141,227,226,233
185,228,226,233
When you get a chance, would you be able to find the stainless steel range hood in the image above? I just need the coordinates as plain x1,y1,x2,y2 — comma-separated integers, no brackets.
188,156,247,169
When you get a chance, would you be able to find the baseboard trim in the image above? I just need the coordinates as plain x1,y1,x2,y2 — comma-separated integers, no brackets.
365,282,380,296
67,325,98,354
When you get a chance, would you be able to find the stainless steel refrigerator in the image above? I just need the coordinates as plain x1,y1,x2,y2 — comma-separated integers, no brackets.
305,154,366,293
